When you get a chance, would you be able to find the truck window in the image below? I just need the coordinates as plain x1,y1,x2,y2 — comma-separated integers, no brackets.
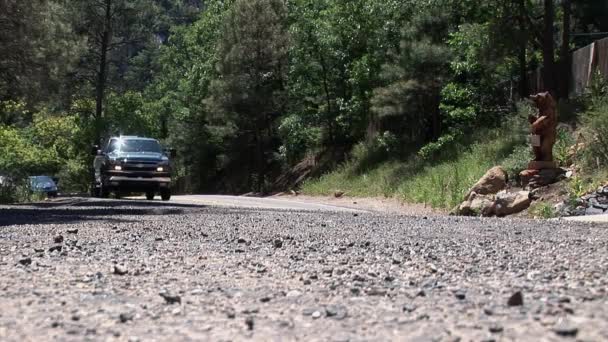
106,139,119,153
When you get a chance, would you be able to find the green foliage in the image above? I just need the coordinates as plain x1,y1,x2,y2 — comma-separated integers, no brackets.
528,202,557,219
0,180,45,204
278,115,322,164
400,130,520,209
106,92,158,137
501,144,531,180
554,127,576,167
0,125,60,177
303,124,525,209
579,79,608,170
566,175,593,199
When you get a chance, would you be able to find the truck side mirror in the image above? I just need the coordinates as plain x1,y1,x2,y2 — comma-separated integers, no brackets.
91,145,100,156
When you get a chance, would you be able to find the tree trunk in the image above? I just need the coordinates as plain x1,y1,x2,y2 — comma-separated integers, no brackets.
95,0,112,142
542,0,557,96
559,0,571,100
517,0,529,98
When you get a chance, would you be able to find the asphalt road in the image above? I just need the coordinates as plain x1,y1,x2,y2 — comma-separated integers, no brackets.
143,195,366,212
1,197,607,341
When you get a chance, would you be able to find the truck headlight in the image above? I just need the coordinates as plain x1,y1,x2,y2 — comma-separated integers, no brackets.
114,165,122,171
156,167,164,172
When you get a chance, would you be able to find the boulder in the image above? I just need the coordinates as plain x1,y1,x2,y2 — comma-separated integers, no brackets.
493,191,531,217
464,166,508,201
456,192,495,217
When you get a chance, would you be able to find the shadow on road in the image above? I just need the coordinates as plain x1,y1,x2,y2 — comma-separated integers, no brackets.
0,198,206,227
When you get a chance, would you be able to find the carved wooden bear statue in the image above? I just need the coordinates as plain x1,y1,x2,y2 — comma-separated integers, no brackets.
529,92,557,162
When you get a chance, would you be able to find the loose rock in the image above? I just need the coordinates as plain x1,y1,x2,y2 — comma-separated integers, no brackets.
159,292,181,305
507,291,524,307
114,265,128,276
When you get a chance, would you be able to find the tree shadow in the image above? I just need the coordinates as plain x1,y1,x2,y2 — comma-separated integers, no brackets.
0,198,207,227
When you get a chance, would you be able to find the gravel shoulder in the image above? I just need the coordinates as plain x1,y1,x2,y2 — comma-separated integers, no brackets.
1,198,607,341
273,194,445,216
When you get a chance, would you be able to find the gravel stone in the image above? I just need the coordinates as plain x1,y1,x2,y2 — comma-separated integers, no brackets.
553,322,578,337
159,292,181,305
245,317,254,330
507,291,524,307
1,198,607,341
114,265,128,276
18,257,32,266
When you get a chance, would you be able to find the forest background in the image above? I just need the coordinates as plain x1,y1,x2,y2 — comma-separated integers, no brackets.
1,0,607,207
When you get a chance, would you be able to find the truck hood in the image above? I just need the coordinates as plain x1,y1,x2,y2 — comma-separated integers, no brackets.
108,151,167,162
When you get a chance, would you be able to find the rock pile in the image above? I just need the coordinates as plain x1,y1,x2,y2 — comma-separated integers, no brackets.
554,184,608,217
454,166,532,217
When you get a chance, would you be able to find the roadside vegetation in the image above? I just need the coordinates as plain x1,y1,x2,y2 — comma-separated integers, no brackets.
1,0,607,205
303,85,608,210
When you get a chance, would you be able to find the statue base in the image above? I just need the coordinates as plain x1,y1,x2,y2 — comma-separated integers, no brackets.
527,160,557,170
519,164,565,189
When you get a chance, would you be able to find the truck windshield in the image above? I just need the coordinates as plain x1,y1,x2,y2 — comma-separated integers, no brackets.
110,139,162,153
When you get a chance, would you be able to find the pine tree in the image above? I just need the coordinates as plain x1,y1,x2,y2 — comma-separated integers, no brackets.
206,0,289,192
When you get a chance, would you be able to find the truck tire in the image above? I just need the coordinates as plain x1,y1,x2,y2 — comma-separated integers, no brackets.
160,188,171,201
146,191,155,200
100,182,110,198
91,186,100,198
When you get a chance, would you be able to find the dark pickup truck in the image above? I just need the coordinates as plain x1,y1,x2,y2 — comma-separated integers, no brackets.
91,136,174,200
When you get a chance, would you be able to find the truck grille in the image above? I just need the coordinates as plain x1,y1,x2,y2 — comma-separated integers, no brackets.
123,159,159,172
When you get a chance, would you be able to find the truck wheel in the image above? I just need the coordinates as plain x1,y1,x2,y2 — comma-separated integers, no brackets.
146,191,155,200
100,183,110,198
91,186,100,198
160,188,171,201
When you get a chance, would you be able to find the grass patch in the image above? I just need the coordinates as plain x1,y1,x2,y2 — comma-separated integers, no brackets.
302,127,529,209
528,202,557,219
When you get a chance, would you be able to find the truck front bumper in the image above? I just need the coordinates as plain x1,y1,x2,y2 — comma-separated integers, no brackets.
106,176,171,191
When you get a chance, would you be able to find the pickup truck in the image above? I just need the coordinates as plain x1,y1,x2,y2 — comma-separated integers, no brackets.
91,136,175,200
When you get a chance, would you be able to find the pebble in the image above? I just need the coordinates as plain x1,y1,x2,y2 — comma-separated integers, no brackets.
454,290,466,300
553,322,578,337
273,239,283,248
67,229,78,234
114,265,128,276
159,292,181,305
312,311,322,319
53,235,64,243
507,291,523,306
119,312,134,323
245,317,254,330
286,290,302,297
18,257,32,266
365,288,387,296
403,304,417,313
489,323,503,333
325,305,348,320
48,245,62,253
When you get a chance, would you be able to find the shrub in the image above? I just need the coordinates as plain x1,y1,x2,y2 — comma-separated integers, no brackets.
579,97,608,169
501,144,531,181
554,127,576,167
528,202,557,219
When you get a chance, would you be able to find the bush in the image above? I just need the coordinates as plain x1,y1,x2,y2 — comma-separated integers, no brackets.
501,144,531,181
580,97,608,169
554,126,576,167
0,178,45,204
528,202,557,219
